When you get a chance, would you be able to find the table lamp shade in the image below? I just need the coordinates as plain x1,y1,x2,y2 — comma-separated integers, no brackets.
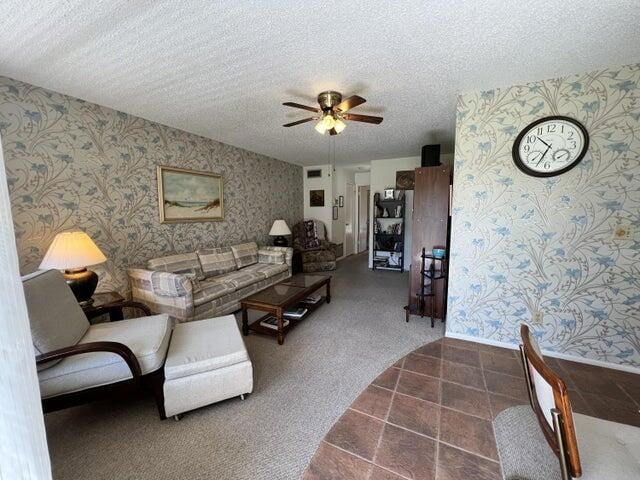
269,220,291,236
39,231,107,270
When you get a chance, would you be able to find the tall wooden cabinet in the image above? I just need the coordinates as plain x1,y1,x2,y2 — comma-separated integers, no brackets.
406,166,451,322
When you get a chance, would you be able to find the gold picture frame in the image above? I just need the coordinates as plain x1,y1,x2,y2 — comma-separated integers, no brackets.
157,166,224,223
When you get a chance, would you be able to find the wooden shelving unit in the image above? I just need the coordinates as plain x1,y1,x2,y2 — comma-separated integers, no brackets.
372,192,405,272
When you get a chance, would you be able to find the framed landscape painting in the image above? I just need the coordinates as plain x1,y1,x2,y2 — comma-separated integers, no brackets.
157,166,224,223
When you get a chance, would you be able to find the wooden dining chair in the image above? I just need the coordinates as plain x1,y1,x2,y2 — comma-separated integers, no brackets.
519,324,581,479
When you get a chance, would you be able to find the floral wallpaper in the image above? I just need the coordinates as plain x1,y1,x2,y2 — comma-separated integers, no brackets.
448,64,640,369
0,76,303,294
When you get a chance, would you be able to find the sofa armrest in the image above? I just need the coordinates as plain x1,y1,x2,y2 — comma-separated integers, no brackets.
259,246,293,267
36,341,142,377
128,268,195,322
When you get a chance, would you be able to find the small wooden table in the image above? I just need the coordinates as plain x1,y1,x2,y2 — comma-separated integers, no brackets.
241,274,331,345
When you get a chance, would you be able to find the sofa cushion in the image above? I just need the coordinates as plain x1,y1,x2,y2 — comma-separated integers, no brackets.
23,270,90,370
164,315,250,380
192,277,236,307
302,249,336,263
253,263,289,279
198,247,237,277
230,242,259,268
38,314,171,398
258,248,285,265
147,252,203,278
219,269,263,289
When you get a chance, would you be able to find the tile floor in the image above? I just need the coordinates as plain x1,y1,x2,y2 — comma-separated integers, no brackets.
304,337,640,480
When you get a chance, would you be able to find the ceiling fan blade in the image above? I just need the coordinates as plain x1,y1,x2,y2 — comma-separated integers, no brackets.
343,113,383,124
334,95,366,112
283,102,319,113
283,117,315,127
328,128,337,136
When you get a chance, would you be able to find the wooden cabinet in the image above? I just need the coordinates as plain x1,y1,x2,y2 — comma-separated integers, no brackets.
407,166,451,321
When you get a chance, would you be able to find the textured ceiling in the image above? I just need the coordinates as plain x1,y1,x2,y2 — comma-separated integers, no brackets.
0,1,639,166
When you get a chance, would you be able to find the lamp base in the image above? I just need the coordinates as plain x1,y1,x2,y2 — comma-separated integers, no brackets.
273,236,288,247
63,268,98,305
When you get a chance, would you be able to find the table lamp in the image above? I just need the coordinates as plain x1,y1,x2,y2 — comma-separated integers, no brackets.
269,220,291,247
39,231,107,305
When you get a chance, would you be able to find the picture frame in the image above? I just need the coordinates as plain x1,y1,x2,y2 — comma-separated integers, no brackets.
157,166,223,223
339,195,344,207
383,188,395,199
310,189,325,207
395,170,415,190
332,206,339,220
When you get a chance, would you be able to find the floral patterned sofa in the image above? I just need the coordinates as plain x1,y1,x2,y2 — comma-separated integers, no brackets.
129,242,292,323
293,220,337,273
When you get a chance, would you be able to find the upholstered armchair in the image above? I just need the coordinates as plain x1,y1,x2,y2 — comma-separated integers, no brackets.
22,270,172,419
292,219,337,273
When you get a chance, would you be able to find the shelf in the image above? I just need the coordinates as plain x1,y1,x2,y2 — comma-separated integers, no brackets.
375,233,402,236
377,199,404,205
246,297,327,337
422,273,446,280
374,250,403,253
375,216,404,220
374,265,403,271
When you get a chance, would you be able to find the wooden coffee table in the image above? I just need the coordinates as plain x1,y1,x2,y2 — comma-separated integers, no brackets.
241,274,331,345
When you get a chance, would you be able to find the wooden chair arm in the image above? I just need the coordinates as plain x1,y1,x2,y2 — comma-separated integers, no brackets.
36,341,142,377
85,301,152,321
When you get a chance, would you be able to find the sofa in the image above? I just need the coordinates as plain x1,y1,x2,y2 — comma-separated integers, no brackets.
129,242,292,323
292,219,337,273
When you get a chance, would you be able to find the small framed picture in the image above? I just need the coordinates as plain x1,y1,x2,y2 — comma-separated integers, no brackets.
384,188,394,199
332,206,338,220
310,189,325,207
339,196,344,207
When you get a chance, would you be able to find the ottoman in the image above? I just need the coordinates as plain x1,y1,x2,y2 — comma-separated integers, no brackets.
163,315,253,418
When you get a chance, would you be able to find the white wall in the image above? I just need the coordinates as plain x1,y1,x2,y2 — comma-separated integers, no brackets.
354,171,370,186
303,165,333,239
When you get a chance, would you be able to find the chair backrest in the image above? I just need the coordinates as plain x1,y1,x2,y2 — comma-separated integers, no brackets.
293,219,327,250
22,270,89,368
520,324,581,478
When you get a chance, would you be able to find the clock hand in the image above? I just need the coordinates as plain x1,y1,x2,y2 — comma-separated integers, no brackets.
536,136,551,148
536,145,552,166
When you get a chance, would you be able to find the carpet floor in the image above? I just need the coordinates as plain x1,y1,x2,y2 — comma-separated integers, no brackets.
44,253,444,480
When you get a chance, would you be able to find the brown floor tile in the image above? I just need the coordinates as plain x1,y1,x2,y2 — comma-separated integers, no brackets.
304,442,372,480
441,361,485,390
373,367,401,391
441,381,492,420
403,353,442,378
388,393,440,438
619,381,640,406
483,370,528,401
443,337,479,351
580,392,640,427
477,343,518,358
488,393,526,420
567,370,630,402
396,370,441,404
325,409,385,461
605,369,640,406
413,341,443,359
567,390,593,416
439,408,498,460
442,345,481,368
375,424,437,480
480,351,523,377
370,465,407,480
351,385,394,420
393,357,406,368
436,443,502,480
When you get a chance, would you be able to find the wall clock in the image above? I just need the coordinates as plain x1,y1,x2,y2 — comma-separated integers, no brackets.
512,116,589,177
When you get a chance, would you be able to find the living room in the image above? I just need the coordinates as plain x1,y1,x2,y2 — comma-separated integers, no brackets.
2,2,639,480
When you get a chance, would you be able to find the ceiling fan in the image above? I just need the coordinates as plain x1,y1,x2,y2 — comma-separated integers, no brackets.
282,91,383,135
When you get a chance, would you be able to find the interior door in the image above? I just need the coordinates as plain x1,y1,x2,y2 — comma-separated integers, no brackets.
344,184,356,256
357,186,369,253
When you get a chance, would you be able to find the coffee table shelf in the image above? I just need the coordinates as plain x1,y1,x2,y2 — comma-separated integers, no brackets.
241,274,331,345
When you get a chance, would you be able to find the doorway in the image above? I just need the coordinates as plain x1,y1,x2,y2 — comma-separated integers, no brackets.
344,183,357,256
357,185,370,254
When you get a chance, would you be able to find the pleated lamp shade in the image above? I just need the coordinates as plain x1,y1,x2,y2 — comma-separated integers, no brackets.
269,220,291,236
39,231,107,270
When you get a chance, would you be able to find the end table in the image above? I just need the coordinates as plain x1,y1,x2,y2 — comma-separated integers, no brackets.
81,291,151,324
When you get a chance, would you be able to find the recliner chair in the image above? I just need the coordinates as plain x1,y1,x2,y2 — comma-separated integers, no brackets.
292,219,337,273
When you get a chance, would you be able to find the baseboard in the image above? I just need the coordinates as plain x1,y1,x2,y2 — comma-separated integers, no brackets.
445,331,640,375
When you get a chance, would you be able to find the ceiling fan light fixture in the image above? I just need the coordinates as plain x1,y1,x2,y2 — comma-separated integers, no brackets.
334,118,346,133
321,114,336,130
314,120,328,135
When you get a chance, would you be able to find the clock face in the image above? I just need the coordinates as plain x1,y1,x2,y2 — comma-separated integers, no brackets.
512,116,589,177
